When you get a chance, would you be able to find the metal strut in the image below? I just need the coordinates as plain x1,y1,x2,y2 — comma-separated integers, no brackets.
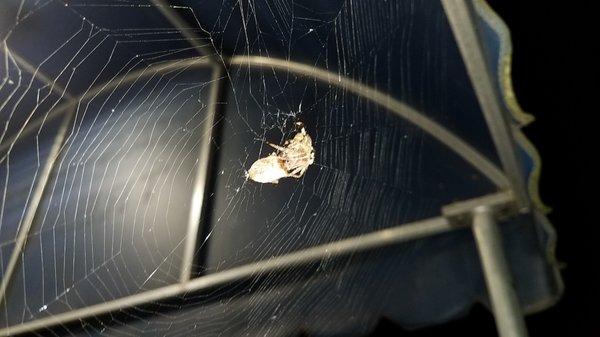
443,191,528,337
473,206,529,337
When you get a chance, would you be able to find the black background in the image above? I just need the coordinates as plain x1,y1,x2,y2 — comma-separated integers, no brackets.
368,1,598,336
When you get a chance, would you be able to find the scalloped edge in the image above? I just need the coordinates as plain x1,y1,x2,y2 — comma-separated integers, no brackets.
473,0,563,313
473,0,551,214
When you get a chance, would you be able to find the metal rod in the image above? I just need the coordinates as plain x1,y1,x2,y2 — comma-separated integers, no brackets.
0,107,76,306
441,0,529,209
179,65,225,283
8,51,76,101
150,0,218,64
0,56,508,189
472,206,528,337
229,55,510,188
0,59,213,155
0,215,457,336
0,51,76,159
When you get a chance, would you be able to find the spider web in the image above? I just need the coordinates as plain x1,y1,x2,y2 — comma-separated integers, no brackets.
0,0,532,336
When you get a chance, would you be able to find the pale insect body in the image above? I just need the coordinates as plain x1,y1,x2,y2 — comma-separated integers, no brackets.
245,154,288,183
246,122,315,184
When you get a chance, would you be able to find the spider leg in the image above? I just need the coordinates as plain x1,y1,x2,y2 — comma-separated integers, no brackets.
288,166,306,178
267,142,287,152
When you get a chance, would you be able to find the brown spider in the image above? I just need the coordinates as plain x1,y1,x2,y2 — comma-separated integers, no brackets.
246,122,315,184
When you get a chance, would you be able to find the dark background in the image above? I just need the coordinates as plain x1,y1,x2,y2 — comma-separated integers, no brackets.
369,1,598,336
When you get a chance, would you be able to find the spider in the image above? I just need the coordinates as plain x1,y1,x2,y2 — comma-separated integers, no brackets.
246,122,315,184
